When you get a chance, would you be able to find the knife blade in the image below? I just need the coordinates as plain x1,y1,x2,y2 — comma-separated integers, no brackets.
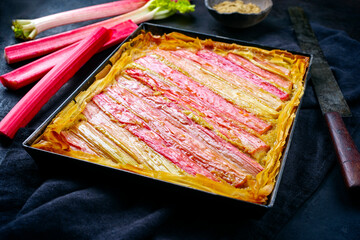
288,7,360,190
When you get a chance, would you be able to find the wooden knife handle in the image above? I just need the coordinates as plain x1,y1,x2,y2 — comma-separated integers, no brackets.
325,111,360,190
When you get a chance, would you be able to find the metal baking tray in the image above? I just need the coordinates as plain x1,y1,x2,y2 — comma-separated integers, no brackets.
23,23,312,211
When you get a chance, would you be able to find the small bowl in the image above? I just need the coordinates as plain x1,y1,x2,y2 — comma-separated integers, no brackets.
205,0,273,28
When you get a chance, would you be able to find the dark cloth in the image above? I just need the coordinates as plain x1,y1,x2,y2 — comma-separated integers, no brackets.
1,0,360,239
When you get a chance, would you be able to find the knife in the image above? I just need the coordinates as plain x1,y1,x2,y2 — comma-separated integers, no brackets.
288,7,360,190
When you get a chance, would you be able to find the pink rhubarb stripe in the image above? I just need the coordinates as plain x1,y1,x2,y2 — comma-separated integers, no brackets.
116,76,264,175
226,53,292,91
196,50,290,100
253,56,291,76
134,52,271,134
61,131,97,155
105,83,249,186
125,66,269,156
172,50,282,110
92,93,217,181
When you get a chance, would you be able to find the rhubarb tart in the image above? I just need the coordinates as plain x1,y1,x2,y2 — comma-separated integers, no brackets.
31,30,310,204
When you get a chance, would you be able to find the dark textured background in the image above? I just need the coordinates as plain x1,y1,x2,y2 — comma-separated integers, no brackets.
1,0,360,239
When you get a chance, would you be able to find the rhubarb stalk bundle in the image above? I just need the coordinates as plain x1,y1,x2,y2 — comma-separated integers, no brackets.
0,27,110,139
5,0,195,64
1,20,138,90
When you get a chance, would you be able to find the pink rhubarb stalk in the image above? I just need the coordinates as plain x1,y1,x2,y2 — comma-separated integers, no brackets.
0,27,110,139
12,0,147,40
1,20,138,90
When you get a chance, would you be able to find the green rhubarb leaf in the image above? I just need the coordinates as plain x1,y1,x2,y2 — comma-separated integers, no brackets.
149,0,195,16
174,0,196,13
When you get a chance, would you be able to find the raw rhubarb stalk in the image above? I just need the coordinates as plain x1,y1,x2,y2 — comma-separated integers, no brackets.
226,53,292,90
2,45,76,90
6,15,132,64
173,50,283,110
196,50,290,100
12,0,147,40
116,76,264,174
132,53,271,134
5,0,194,63
105,83,249,186
0,27,110,139
1,20,138,90
93,93,215,179
127,59,269,155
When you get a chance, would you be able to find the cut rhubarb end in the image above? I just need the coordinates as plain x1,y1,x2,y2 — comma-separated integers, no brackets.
1,44,77,90
0,27,110,139
0,76,18,90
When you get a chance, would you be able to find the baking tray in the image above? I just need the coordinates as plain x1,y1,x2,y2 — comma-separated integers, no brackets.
23,23,312,211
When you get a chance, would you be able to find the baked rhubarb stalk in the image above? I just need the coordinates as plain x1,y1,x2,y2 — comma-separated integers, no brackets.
32,31,309,204
226,53,293,91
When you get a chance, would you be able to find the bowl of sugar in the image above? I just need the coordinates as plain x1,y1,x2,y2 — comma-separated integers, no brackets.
205,0,273,28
